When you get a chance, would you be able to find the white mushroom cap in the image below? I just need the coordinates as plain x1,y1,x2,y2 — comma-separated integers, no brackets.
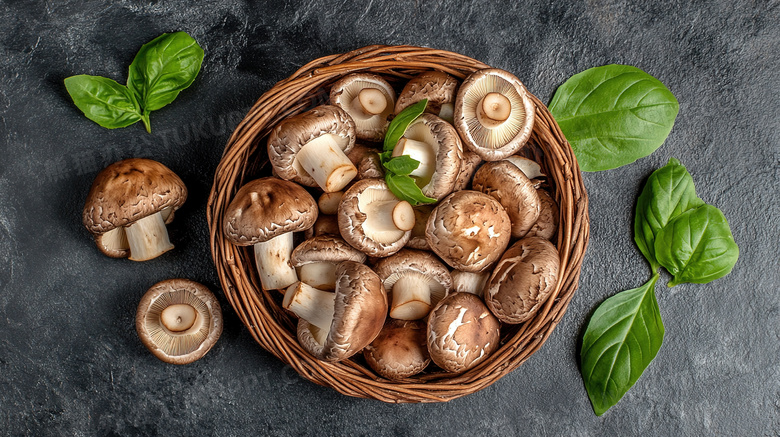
374,249,452,320
472,160,541,239
394,71,459,123
393,113,463,200
427,292,501,374
454,68,535,161
484,237,560,324
425,190,511,273
330,73,396,142
363,319,430,380
337,178,414,257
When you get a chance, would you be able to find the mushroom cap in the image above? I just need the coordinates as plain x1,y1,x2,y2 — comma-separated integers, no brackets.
454,68,535,161
406,204,435,250
526,189,559,240
267,105,356,187
374,248,452,307
330,73,395,142
83,158,187,235
297,261,388,362
346,143,384,180
136,278,223,365
452,150,483,192
337,178,412,257
403,113,463,200
223,177,317,246
427,292,501,374
363,319,430,380
425,190,511,273
394,71,459,117
472,160,541,239
290,235,367,267
484,237,560,324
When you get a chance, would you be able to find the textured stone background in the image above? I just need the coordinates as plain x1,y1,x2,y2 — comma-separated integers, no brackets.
1,0,778,435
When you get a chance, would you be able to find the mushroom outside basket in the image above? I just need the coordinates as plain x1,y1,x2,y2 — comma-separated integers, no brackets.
207,45,589,403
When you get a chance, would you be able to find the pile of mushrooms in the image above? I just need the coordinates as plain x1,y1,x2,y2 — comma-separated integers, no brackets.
224,68,562,378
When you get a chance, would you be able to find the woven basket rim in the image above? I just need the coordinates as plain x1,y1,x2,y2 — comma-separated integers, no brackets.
207,44,590,403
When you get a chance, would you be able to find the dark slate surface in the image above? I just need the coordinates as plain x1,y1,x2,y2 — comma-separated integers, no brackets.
1,0,778,435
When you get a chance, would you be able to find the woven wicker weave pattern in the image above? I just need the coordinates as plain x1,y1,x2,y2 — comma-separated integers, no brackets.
207,45,589,403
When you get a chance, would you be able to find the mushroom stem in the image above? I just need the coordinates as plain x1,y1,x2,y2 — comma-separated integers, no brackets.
283,282,335,332
299,262,339,291
451,270,490,298
390,274,432,320
125,212,174,262
160,304,198,332
392,138,436,180
367,199,415,233
318,191,344,215
352,88,388,117
253,232,298,290
477,92,512,128
438,102,455,124
297,134,357,193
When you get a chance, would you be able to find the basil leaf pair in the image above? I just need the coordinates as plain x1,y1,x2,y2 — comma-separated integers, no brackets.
550,65,679,172
380,99,437,206
634,158,739,286
65,32,204,133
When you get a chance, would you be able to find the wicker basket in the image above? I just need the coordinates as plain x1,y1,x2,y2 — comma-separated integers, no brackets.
207,45,589,403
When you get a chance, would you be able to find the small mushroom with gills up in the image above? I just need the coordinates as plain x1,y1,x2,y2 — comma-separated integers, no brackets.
338,178,415,257
223,177,317,291
364,319,430,380
290,235,367,291
394,71,460,123
472,160,541,239
374,249,452,320
136,279,223,365
427,292,501,374
484,237,560,324
268,105,358,193
454,68,535,161
82,158,187,261
284,261,388,362
330,73,396,142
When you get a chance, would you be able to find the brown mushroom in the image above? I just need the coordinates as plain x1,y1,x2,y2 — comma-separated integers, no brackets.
526,189,559,240
338,178,414,257
472,160,541,239
290,235,367,291
406,204,435,251
267,105,357,193
304,214,340,239
427,292,500,373
394,71,459,123
284,261,388,362
425,190,511,272
346,143,384,180
484,237,560,324
374,249,452,320
330,73,396,142
82,158,187,261
452,150,483,192
392,114,463,200
364,319,430,380
136,279,223,365
223,177,317,290
454,69,535,161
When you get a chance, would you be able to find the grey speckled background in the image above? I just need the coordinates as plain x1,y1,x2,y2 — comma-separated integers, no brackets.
1,0,778,435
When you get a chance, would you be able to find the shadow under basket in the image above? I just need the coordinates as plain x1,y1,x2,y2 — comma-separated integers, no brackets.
207,45,590,403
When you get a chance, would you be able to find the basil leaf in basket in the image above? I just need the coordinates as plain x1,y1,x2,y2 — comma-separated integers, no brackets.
128,32,204,132
654,204,739,287
382,155,420,176
634,157,705,272
581,275,664,416
385,173,436,206
64,75,143,129
549,65,679,172
384,99,427,152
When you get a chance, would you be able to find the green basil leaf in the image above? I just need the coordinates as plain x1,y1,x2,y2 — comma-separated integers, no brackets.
64,75,142,129
383,99,427,152
382,155,420,176
634,157,705,271
581,275,664,416
385,173,437,206
549,65,679,172
127,31,204,119
654,204,739,287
